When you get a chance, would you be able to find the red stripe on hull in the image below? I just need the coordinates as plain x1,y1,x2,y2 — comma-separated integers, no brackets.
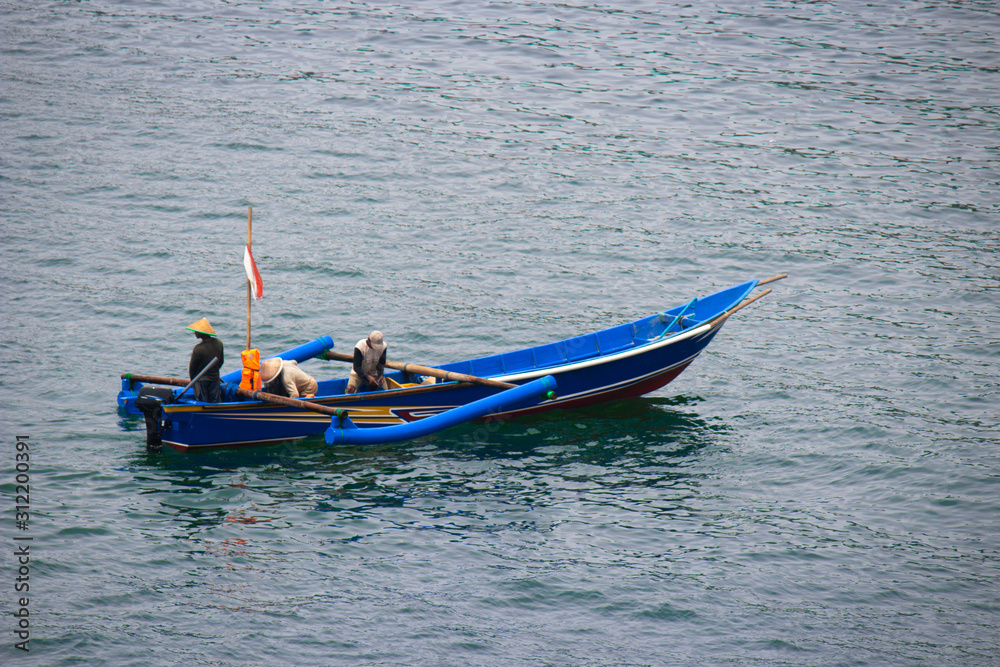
504,360,695,418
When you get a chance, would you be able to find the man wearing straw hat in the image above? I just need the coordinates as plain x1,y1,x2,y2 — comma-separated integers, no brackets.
187,317,225,403
261,357,318,399
346,330,388,394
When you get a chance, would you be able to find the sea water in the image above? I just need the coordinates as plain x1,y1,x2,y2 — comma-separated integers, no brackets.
1,1,998,664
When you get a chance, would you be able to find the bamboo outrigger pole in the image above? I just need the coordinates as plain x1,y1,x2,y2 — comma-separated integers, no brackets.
246,206,252,351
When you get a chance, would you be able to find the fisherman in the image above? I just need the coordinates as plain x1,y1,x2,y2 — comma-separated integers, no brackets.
187,318,224,403
260,357,318,399
346,330,388,393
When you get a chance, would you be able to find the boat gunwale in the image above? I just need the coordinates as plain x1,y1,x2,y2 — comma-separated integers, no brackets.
494,320,718,383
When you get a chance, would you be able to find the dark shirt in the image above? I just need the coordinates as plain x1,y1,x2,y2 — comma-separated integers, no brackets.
263,370,288,398
189,337,224,381
352,347,386,379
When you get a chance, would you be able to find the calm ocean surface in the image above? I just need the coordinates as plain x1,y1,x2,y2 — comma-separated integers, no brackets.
2,1,998,664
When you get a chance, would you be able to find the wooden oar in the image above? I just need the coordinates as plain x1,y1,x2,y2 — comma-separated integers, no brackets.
320,350,516,389
710,288,773,325
758,273,788,286
121,372,346,417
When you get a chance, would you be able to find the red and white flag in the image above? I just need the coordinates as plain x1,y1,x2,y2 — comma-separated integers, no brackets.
244,244,263,301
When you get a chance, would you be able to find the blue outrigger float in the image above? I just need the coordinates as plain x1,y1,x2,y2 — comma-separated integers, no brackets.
118,275,785,451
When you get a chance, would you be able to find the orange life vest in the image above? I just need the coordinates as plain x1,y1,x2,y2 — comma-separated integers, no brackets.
239,349,261,391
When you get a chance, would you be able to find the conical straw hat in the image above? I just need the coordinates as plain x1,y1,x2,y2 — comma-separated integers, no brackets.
261,357,283,383
186,318,217,337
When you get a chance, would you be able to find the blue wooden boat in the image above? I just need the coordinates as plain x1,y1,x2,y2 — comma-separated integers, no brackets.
118,275,783,451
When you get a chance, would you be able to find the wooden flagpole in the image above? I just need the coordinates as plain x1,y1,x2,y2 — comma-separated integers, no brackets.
246,206,252,351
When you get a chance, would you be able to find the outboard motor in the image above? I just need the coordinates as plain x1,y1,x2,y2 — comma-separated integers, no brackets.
134,386,176,450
